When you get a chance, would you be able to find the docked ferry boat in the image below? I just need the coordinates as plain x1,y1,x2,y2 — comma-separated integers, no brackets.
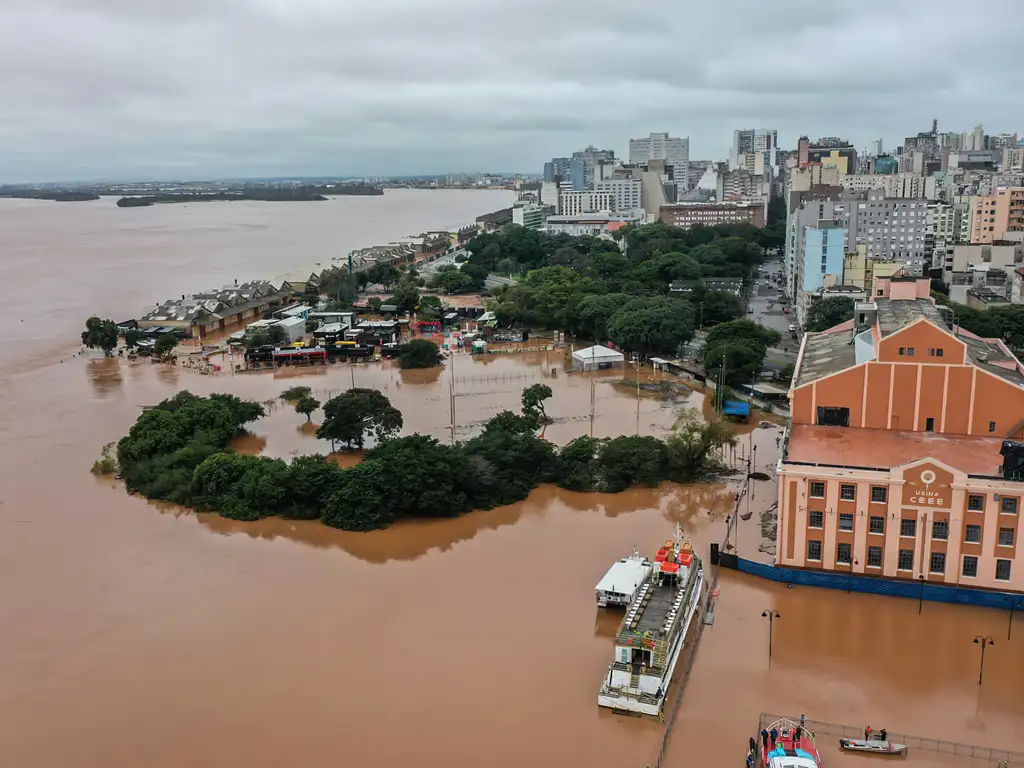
594,548,653,608
597,524,704,716
761,718,822,768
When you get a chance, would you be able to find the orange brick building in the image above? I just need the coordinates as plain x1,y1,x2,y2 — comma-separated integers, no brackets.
777,270,1024,593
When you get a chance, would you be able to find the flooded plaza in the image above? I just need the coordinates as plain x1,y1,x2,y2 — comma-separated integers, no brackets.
2,198,1024,767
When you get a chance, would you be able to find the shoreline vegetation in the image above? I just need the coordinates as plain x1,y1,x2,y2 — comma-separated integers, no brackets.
116,183,382,207
0,189,100,202
103,390,736,532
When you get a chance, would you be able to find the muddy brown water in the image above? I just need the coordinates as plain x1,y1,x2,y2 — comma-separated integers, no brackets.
1,198,1023,767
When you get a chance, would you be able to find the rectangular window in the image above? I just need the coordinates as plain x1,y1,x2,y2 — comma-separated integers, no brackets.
930,552,946,574
898,347,905,356
907,347,915,356
900,518,917,537
809,481,825,498
866,545,883,567
968,495,985,511
817,407,850,427
936,348,944,357
807,540,822,561
838,513,854,531
871,486,887,504
999,527,1015,546
932,520,949,540
840,484,856,501
1002,497,1018,514
996,559,1012,581
869,515,885,534
925,417,935,432
965,524,982,543
836,542,852,564
898,549,914,571
808,510,823,528
962,555,979,578
990,422,997,433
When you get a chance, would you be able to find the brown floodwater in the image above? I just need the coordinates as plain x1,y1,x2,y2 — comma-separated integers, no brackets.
2,197,1023,767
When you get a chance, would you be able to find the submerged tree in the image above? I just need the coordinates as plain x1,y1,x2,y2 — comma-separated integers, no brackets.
398,339,444,369
81,316,119,356
316,388,403,450
521,383,553,424
295,394,320,422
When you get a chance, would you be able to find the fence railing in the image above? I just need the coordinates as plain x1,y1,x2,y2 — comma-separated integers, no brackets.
757,713,1024,766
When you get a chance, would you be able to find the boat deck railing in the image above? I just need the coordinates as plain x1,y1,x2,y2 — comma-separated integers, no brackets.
756,713,1024,767
615,558,702,648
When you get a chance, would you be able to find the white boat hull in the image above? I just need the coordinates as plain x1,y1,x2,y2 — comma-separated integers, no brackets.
597,568,704,716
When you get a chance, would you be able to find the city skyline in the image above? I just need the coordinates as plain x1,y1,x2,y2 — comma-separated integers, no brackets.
1,0,1022,181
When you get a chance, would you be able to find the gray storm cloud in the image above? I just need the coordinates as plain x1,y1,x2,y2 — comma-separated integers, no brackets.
0,0,1021,181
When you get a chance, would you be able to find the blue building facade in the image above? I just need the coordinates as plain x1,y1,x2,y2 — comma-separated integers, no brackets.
801,224,847,293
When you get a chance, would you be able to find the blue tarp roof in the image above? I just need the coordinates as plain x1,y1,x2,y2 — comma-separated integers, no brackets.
722,400,751,416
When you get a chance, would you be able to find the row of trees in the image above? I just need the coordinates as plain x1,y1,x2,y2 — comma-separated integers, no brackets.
82,317,179,357
113,390,736,531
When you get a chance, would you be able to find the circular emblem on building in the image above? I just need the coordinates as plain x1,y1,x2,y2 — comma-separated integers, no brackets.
920,470,936,486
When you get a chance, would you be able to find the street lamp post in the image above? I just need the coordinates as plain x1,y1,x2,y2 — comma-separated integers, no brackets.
1005,596,1023,641
846,558,859,594
973,636,995,685
761,609,781,668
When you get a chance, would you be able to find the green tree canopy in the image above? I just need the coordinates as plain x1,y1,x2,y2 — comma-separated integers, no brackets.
805,296,855,332
398,339,444,369
703,319,782,387
124,328,143,349
391,278,421,312
154,333,178,357
317,388,403,450
295,394,320,421
606,297,696,357
81,316,118,355
521,383,553,423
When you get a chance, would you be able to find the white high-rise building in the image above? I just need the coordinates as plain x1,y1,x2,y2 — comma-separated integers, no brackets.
594,179,643,215
730,128,778,171
558,190,615,216
628,132,689,188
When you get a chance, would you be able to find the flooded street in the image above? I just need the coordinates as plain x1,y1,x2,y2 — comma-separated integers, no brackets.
2,198,1024,766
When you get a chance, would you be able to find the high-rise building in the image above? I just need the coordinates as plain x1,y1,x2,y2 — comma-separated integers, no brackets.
970,188,1024,244
569,146,615,190
628,133,689,189
543,158,571,183
594,179,643,215
730,128,778,171
558,189,615,216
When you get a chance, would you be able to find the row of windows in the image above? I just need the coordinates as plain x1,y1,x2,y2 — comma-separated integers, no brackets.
809,482,887,502
896,346,945,358
807,482,1018,513
809,513,1017,544
806,540,1014,581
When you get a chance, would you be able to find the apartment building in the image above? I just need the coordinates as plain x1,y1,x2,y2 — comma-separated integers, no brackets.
658,201,765,230
730,128,778,171
796,222,848,327
594,178,643,215
970,187,1024,244
850,191,929,272
558,189,614,216
841,173,938,200
777,271,1024,593
629,132,689,189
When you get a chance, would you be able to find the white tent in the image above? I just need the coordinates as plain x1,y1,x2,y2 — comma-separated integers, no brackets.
572,344,625,371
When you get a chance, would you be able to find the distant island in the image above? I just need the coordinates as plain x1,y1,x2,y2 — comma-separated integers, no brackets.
0,189,100,202
116,183,383,207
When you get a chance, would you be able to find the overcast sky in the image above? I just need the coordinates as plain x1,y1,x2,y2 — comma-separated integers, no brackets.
1,0,1021,182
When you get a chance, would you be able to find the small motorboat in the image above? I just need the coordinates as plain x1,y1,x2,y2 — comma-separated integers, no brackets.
839,738,908,755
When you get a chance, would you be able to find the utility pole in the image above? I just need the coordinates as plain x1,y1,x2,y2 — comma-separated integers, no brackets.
635,357,641,436
449,353,456,444
589,379,596,438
